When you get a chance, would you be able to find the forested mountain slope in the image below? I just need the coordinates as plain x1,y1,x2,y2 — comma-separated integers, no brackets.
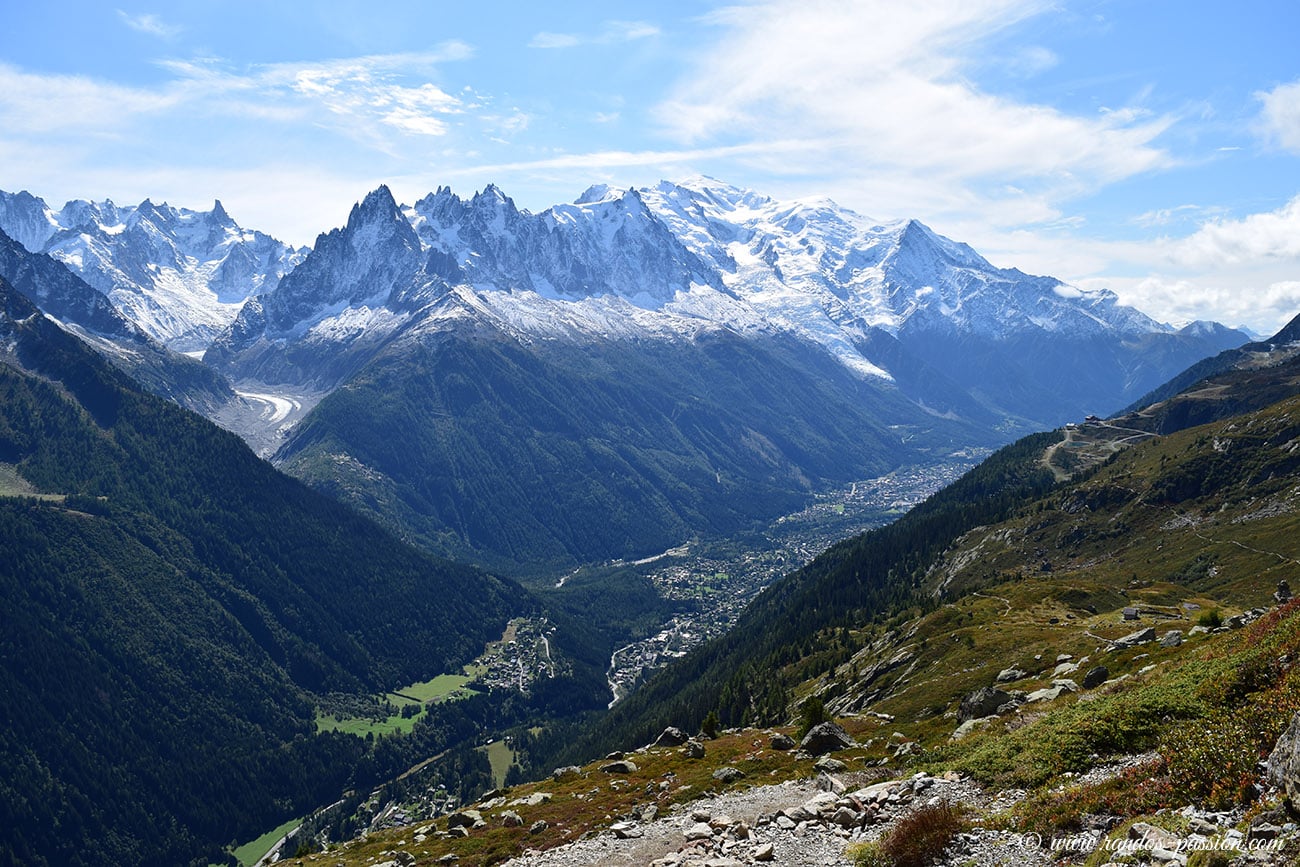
0,278,526,866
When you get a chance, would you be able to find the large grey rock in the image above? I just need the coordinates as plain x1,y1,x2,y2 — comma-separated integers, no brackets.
600,759,638,774
1111,627,1156,650
712,766,746,784
1159,630,1184,648
769,732,796,750
996,667,1027,683
1081,665,1109,689
1266,711,1300,802
799,721,857,755
958,686,1013,722
654,726,689,747
683,739,706,759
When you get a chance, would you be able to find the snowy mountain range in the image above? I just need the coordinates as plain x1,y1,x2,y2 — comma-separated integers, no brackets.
207,177,1245,424
0,190,305,351
0,178,1250,567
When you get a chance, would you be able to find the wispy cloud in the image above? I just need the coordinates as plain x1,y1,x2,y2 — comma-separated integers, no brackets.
654,0,1171,229
529,20,660,50
116,10,182,40
0,62,179,132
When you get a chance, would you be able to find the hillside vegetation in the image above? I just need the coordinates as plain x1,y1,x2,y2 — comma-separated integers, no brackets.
292,317,1300,866
0,278,534,867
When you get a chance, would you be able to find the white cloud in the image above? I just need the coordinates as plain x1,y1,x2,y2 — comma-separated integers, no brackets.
1111,277,1300,334
529,20,660,49
654,0,1171,228
1257,80,1300,153
116,10,182,40
1169,196,1300,267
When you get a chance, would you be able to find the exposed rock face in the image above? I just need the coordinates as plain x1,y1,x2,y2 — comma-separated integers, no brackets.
1266,711,1300,802
799,722,857,755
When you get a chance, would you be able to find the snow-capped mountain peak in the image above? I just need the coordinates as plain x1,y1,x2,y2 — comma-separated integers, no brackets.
0,189,306,351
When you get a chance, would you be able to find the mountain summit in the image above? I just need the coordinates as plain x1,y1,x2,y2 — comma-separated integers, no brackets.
0,190,306,351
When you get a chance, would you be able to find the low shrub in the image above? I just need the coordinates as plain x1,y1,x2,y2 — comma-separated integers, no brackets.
1012,757,1174,833
876,802,967,867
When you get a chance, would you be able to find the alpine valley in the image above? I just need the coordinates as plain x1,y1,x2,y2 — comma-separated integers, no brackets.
3,179,1243,570
0,178,1271,867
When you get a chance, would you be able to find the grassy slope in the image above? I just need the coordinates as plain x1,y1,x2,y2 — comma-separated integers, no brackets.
298,384,1300,867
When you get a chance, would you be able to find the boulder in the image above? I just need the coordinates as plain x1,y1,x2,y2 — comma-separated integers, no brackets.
799,721,857,754
814,756,848,773
753,842,775,861
1159,630,1183,648
500,811,524,828
958,686,1013,722
769,732,796,750
995,667,1027,683
600,759,638,774
446,809,484,829
610,821,642,839
1081,665,1109,689
684,822,714,841
683,739,706,759
1110,627,1156,650
529,820,548,834
654,726,689,747
712,766,746,784
1266,710,1300,802
952,716,995,740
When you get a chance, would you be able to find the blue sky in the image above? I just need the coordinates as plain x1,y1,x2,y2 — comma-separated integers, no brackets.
3,1,1300,333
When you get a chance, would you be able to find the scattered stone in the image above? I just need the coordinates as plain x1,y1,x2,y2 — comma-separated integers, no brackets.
683,739,706,759
1159,630,1183,648
1082,665,1109,689
600,759,638,774
1052,661,1079,677
769,732,796,750
799,721,857,755
529,820,548,834
552,766,580,781
1277,580,1292,604
654,726,689,747
500,811,524,828
996,667,1027,683
1128,821,1182,852
958,686,1014,722
752,842,775,861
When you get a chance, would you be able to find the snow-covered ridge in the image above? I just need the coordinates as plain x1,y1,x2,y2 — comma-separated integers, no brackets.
0,189,307,351
212,175,1174,389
